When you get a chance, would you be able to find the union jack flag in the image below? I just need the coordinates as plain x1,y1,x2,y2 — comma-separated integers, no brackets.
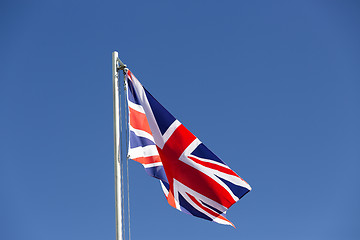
126,69,251,227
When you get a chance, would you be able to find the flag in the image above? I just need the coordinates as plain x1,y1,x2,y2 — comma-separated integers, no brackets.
126,69,251,227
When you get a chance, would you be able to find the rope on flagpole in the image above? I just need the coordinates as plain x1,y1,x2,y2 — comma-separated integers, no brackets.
123,68,132,240
120,65,130,240
118,58,125,239
119,101,126,239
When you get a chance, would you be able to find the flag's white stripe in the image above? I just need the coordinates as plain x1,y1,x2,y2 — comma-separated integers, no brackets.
181,138,202,157
172,179,182,210
143,162,163,168
162,120,181,145
128,145,159,159
129,125,155,142
188,155,231,169
216,171,251,190
160,180,169,197
127,74,166,148
128,100,145,114
212,216,233,226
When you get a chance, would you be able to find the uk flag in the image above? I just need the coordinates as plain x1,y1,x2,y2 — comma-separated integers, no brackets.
126,69,251,227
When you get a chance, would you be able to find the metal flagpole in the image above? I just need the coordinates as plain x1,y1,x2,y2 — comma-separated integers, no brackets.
112,51,126,240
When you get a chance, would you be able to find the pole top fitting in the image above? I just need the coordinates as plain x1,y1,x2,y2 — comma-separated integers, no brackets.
118,64,127,71
116,58,127,71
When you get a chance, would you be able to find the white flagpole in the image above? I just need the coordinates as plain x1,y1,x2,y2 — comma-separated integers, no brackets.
112,51,124,240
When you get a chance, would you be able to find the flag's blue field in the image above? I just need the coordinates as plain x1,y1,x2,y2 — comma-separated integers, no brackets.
1,1,359,240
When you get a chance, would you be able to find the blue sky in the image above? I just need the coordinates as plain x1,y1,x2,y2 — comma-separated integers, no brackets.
1,1,359,239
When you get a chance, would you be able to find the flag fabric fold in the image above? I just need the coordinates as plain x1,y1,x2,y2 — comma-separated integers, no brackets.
126,69,251,227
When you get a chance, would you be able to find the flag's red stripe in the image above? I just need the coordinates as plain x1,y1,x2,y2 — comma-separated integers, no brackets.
162,124,196,158
188,156,239,177
166,189,177,209
127,70,133,80
129,107,152,135
132,155,161,165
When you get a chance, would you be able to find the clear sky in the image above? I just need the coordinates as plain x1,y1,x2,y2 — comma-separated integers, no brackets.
1,1,359,239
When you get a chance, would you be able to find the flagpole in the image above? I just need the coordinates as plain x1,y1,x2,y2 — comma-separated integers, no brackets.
112,51,124,240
